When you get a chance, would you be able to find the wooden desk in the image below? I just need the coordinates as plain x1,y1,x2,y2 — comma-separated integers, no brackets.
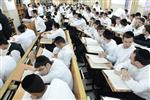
85,54,112,69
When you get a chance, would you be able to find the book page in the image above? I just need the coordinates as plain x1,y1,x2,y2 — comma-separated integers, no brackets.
81,37,99,46
86,45,104,53
87,54,108,64
40,38,53,44
103,70,130,91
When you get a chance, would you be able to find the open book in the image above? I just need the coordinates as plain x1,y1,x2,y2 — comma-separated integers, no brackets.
102,70,131,92
81,37,99,46
87,54,108,64
40,38,53,44
86,54,111,69
86,45,104,53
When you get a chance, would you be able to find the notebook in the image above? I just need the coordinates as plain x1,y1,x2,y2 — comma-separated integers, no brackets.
86,45,104,53
102,70,131,92
87,54,109,64
81,37,99,46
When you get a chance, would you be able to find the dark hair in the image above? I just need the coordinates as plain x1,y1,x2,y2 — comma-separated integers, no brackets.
120,19,128,26
94,20,101,26
135,12,141,17
54,36,65,44
22,74,46,93
17,24,27,33
103,29,114,40
145,24,150,34
125,9,128,13
32,10,38,14
53,22,60,29
134,48,150,66
97,24,105,30
35,56,52,68
77,13,82,18
123,31,134,39
0,35,8,45
103,13,108,16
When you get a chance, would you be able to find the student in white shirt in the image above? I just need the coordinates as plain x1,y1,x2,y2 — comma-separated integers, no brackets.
32,10,46,32
28,55,73,89
0,56,16,81
101,13,112,26
112,19,132,33
70,13,87,29
53,36,73,67
37,3,44,18
131,12,141,26
93,2,100,13
0,36,25,62
42,22,66,41
22,74,75,100
114,48,150,100
0,78,3,88
99,31,135,65
99,29,117,56
13,24,36,51
133,18,145,36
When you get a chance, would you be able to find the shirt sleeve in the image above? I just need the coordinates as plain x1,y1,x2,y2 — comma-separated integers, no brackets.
10,50,21,63
125,78,149,93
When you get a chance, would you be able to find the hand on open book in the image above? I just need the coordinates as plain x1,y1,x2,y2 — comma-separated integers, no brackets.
98,51,107,58
28,51,36,63
121,69,131,81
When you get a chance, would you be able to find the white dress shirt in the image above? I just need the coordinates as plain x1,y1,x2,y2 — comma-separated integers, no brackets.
37,58,73,89
0,43,21,63
37,5,44,16
112,24,133,34
27,7,33,17
113,8,126,19
14,29,36,51
46,28,66,41
23,78,75,100
32,16,46,32
0,78,3,88
57,44,73,67
133,25,144,36
0,56,16,81
70,18,87,29
101,17,112,26
107,44,135,65
114,60,150,100
101,39,117,56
